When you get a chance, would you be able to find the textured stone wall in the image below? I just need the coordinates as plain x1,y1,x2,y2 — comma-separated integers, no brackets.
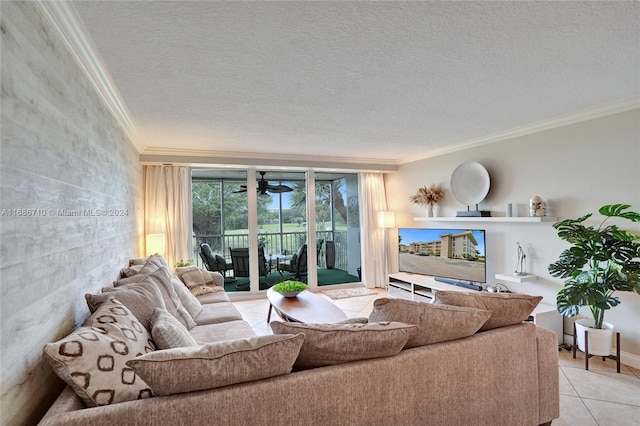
0,2,143,424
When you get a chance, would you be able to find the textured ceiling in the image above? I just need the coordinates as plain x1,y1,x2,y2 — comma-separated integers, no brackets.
72,1,639,166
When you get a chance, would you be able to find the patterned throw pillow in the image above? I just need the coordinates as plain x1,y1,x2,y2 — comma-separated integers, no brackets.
369,298,492,348
433,291,542,331
270,321,415,369
151,308,198,349
43,298,155,407
127,334,304,395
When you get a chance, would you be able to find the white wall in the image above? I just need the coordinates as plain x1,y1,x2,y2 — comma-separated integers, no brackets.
0,3,143,424
385,108,640,364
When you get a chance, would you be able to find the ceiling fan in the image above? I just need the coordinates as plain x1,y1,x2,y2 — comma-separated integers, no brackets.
233,171,294,195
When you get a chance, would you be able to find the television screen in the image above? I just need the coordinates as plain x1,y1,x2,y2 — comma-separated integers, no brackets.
398,228,486,284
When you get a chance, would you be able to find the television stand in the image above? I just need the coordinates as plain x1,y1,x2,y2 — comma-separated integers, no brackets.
388,272,563,344
388,273,476,302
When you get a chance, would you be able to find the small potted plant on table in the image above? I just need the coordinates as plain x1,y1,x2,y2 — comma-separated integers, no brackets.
272,280,308,298
548,204,640,355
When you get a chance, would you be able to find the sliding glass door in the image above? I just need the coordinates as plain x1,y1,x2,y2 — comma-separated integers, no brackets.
191,169,361,293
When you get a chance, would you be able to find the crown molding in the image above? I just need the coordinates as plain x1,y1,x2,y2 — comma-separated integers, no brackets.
34,0,145,153
397,97,640,165
140,148,397,172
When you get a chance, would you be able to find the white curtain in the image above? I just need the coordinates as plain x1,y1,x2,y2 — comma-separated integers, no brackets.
358,173,389,288
144,165,190,268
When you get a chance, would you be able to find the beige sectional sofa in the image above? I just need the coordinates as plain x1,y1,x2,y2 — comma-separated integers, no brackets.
39,256,559,426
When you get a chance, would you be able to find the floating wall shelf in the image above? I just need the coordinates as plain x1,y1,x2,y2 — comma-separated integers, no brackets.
495,272,538,283
414,217,557,223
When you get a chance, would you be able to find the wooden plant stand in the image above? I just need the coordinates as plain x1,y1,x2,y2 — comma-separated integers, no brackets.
572,322,621,373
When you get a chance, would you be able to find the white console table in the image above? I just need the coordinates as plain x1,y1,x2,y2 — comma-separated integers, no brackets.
388,272,563,344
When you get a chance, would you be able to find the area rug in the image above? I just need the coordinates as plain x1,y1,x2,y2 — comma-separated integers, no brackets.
321,287,377,300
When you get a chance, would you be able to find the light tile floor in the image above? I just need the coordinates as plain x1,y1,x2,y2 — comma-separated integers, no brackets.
232,288,640,426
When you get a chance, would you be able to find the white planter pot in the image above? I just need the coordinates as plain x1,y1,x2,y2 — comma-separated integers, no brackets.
575,319,614,356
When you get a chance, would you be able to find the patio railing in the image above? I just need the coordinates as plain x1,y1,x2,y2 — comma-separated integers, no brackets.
192,230,348,270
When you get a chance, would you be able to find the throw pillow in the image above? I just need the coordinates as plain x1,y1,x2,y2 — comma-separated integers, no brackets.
150,308,198,349
368,298,492,349
270,321,415,369
86,280,166,330
127,334,304,395
170,276,203,320
433,291,543,331
189,284,224,297
120,265,143,278
115,254,169,287
129,257,147,266
143,267,197,330
174,266,216,288
43,298,155,407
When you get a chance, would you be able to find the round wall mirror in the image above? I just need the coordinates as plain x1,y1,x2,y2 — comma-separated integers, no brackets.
450,161,491,206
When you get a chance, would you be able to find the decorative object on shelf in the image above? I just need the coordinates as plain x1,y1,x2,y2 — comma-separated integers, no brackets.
409,183,444,217
272,280,308,298
484,283,510,293
548,204,640,355
515,242,527,276
450,161,491,217
506,203,513,217
529,196,547,217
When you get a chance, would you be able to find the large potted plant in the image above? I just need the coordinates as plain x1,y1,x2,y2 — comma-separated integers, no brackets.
548,204,640,355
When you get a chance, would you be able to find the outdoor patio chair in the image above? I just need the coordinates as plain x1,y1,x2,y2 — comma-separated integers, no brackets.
229,247,270,290
277,244,308,279
199,243,234,281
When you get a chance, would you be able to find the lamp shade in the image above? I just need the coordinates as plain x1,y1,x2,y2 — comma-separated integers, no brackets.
378,211,396,229
146,233,166,256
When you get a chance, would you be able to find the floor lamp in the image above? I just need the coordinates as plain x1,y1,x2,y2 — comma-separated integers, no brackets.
378,211,396,289
146,233,166,257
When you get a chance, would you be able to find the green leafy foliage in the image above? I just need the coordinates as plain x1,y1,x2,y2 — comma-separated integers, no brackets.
549,204,640,328
174,259,193,268
272,280,308,294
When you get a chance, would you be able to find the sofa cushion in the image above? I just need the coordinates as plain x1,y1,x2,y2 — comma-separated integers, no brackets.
127,334,304,396
368,298,491,348
43,298,155,407
196,291,231,305
86,280,166,331
433,291,542,331
193,302,243,326
188,320,257,345
151,308,199,349
270,321,415,369
170,276,203,320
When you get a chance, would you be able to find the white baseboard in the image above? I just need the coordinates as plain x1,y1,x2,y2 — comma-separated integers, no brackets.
562,334,640,370
621,351,640,370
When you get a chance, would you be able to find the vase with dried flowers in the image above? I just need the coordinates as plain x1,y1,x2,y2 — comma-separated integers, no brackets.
410,183,444,217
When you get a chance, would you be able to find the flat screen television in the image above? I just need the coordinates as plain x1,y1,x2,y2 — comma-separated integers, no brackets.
398,228,486,285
